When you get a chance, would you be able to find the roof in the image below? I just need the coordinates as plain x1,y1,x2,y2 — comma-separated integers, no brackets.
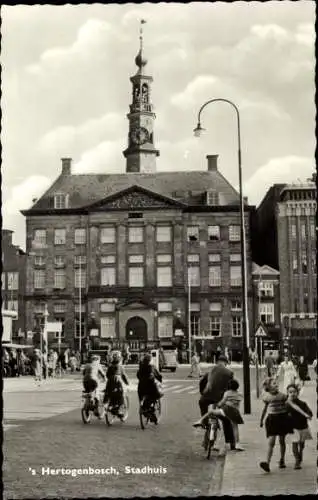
22,169,242,214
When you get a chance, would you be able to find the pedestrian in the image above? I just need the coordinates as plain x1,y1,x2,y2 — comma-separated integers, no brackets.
216,345,222,362
75,350,81,370
259,377,294,472
265,351,275,378
297,356,309,387
286,383,313,469
3,348,11,377
188,352,201,378
313,358,317,375
47,349,56,377
276,354,298,393
32,348,42,385
69,351,77,373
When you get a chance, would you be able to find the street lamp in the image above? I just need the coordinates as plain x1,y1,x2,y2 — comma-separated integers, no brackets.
193,98,251,414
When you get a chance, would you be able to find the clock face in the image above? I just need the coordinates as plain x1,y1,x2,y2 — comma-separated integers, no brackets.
131,127,149,145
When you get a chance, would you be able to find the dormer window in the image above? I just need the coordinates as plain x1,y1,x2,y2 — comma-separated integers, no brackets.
207,190,219,206
54,194,69,209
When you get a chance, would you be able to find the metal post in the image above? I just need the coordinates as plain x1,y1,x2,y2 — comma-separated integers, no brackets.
188,269,192,364
255,337,260,398
79,263,82,354
43,304,49,379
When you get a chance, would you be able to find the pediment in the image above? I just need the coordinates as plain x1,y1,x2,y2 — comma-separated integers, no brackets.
88,185,186,211
252,263,280,276
117,297,156,310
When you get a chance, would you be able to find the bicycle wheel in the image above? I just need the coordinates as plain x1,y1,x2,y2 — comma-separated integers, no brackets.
207,422,218,460
81,402,91,424
120,395,129,422
139,402,150,430
105,403,116,426
154,399,161,424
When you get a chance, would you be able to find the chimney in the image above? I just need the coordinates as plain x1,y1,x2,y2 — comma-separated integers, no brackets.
206,154,218,171
61,158,72,175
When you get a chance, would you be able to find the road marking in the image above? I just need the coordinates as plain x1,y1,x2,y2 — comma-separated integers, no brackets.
162,385,183,392
188,389,199,394
174,386,197,393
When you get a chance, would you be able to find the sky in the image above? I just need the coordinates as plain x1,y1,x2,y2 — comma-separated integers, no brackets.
1,2,315,249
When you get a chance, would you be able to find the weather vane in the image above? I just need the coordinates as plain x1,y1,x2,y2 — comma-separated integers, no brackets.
139,19,147,47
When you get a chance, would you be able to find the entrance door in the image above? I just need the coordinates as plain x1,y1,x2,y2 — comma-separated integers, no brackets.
126,316,148,342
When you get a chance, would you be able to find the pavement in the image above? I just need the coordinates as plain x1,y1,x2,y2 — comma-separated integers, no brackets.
220,379,317,496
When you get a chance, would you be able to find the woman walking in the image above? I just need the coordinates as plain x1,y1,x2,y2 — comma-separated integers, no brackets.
32,348,42,385
276,354,298,393
259,377,293,473
297,356,309,387
286,384,313,469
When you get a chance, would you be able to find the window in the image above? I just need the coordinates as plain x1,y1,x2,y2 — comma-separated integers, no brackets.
209,316,221,337
230,266,242,287
129,255,144,264
75,228,86,245
34,256,45,266
101,227,116,244
157,254,172,263
54,303,66,313
187,226,199,242
310,223,315,240
259,303,275,324
291,224,297,239
101,267,116,286
128,226,143,243
209,302,222,312
7,272,18,290
75,304,86,313
8,300,18,314
156,226,171,242
258,282,274,297
190,312,200,336
229,225,240,242
312,250,316,274
208,254,220,263
303,293,309,313
54,270,66,289
129,267,144,287
157,266,172,287
231,301,242,311
100,317,116,338
208,225,220,241
302,252,308,274
230,254,241,262
301,223,306,240
207,191,219,206
188,266,200,286
157,302,172,312
209,266,221,287
187,254,200,263
34,229,46,246
34,302,45,314
54,194,68,209
158,316,173,338
34,270,45,289
101,255,116,265
2,272,5,290
100,303,115,313
74,255,87,265
74,316,84,338
232,316,242,337
54,229,66,245
74,269,86,288
292,252,298,273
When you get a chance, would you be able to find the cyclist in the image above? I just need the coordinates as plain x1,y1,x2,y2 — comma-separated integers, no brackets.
137,353,163,423
104,351,129,417
82,355,106,414
195,355,241,451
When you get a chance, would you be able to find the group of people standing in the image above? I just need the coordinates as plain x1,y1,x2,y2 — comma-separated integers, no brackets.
265,353,311,392
3,347,30,377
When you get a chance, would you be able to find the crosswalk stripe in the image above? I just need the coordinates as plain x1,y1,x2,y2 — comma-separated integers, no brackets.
174,386,196,393
162,385,183,392
188,389,199,394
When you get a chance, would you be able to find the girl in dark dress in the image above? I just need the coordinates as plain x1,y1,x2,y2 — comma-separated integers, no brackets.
297,356,309,386
259,378,293,473
137,353,163,416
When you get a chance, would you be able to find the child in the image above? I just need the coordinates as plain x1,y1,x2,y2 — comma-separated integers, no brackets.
286,383,313,469
193,379,244,451
259,377,294,473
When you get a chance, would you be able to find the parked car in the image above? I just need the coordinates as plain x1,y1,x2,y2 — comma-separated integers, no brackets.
159,349,178,373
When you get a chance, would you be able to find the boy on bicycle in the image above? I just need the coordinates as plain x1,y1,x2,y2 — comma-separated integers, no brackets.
137,353,163,423
104,351,129,416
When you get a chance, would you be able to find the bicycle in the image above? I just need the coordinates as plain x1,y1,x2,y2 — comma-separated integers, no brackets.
139,397,161,430
105,391,129,426
81,389,105,424
202,414,221,459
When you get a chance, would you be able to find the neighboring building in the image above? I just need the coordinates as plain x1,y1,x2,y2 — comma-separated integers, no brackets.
254,176,317,360
21,32,255,361
252,263,281,357
1,229,26,340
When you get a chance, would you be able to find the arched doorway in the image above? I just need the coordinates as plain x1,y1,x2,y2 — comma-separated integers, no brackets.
126,316,148,342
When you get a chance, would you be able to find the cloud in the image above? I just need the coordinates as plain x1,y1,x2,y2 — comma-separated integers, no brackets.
3,175,52,216
170,75,220,110
244,156,314,206
72,140,125,174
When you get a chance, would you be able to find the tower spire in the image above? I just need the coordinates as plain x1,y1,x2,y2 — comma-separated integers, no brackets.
135,19,147,72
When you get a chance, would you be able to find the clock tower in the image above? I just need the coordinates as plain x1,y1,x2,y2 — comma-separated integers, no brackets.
123,21,160,173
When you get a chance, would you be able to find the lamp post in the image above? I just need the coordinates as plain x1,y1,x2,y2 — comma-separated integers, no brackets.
193,98,251,414
188,269,192,364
